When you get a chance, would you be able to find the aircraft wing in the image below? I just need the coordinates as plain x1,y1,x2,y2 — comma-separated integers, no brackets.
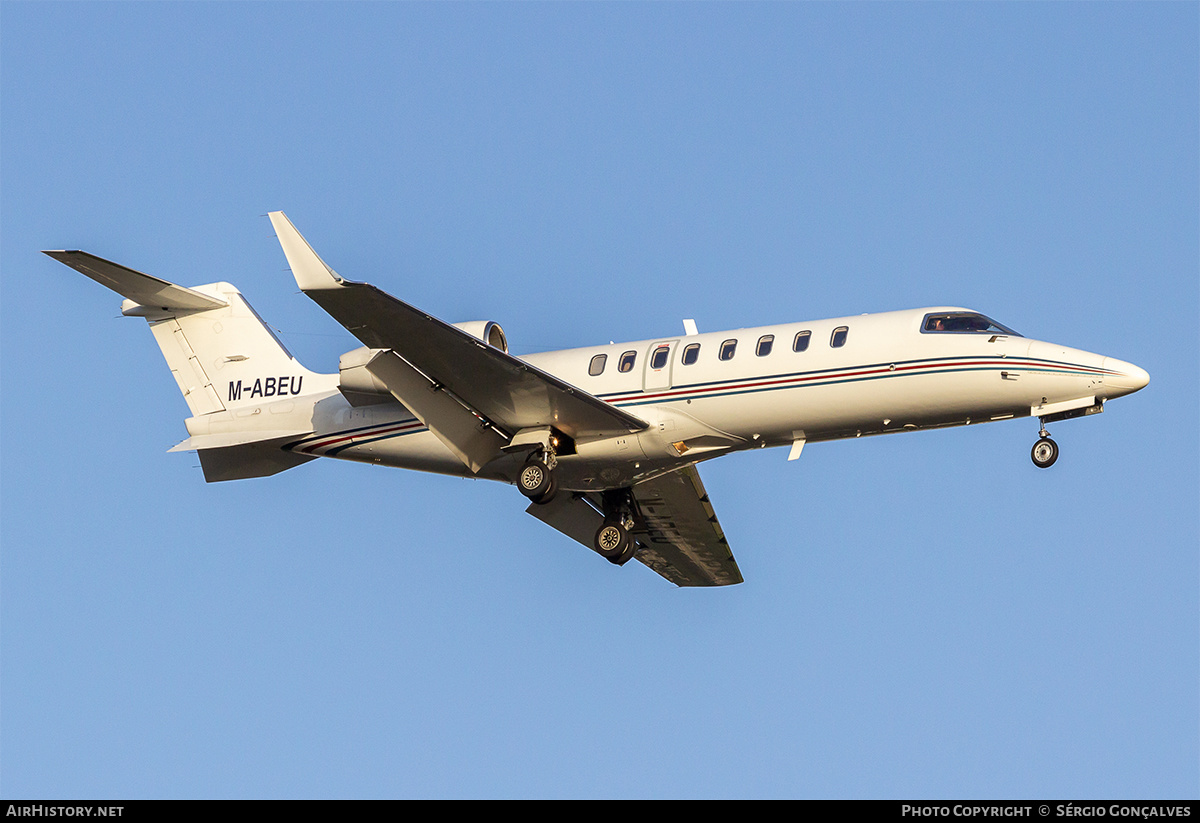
268,212,647,472
527,464,744,587
629,464,744,586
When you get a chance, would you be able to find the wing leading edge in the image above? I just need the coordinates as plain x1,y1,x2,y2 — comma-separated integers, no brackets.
267,212,648,474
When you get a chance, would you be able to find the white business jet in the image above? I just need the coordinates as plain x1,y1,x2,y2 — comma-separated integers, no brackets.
45,212,1149,586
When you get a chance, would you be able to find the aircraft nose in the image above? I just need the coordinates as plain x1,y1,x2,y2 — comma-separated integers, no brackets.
1103,357,1150,395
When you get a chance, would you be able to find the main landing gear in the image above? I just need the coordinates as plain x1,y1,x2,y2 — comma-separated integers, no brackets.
517,454,557,504
1031,420,1059,469
593,489,638,566
594,517,637,566
516,446,638,567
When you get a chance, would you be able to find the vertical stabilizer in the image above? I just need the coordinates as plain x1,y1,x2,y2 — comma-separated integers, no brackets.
44,250,327,416
144,282,322,415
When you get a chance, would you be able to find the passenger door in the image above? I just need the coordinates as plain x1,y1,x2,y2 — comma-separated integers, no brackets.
643,340,678,394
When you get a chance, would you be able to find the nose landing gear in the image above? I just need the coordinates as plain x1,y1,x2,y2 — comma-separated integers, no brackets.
1031,436,1059,469
1031,420,1059,469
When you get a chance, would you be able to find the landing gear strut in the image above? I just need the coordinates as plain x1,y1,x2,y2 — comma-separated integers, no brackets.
1031,419,1058,469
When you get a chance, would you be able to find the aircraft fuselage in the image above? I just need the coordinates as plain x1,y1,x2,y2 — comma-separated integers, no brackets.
279,305,1147,491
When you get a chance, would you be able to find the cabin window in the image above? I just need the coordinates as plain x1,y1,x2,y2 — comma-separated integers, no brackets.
682,343,700,365
651,345,670,370
588,354,607,376
830,326,849,348
793,331,811,352
618,351,637,373
719,339,738,361
756,335,774,357
921,312,1022,336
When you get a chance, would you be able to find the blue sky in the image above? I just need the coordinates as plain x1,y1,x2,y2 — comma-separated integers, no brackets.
2,2,1196,799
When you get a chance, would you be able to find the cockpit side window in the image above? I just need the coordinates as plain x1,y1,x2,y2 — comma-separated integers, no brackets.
922,312,1022,336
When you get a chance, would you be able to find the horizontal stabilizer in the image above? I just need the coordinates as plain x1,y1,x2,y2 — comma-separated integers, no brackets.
43,250,228,312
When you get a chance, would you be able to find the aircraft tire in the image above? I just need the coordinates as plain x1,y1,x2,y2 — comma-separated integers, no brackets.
1031,437,1059,469
518,459,554,500
594,521,630,562
529,476,557,505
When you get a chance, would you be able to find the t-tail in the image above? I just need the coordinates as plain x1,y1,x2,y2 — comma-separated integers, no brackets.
44,250,335,481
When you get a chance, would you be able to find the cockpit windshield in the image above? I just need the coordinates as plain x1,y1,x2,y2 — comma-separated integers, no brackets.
921,312,1021,336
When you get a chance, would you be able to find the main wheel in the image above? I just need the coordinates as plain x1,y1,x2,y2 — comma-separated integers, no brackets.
594,521,630,562
1031,437,1059,469
530,476,557,505
518,459,555,502
613,540,638,566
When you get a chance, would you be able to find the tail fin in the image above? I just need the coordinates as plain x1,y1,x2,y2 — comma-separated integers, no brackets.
46,250,332,482
45,250,322,416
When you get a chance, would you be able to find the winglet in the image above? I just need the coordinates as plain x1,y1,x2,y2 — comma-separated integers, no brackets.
268,211,344,291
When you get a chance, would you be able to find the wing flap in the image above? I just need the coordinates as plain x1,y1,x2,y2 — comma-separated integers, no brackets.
525,493,606,549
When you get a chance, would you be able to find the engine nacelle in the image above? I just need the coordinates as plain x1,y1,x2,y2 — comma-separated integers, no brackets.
451,320,508,353
338,346,392,406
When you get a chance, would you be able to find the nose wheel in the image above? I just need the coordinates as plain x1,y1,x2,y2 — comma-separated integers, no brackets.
1031,435,1059,469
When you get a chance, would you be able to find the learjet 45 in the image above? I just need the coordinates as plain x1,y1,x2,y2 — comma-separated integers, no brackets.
45,212,1149,586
